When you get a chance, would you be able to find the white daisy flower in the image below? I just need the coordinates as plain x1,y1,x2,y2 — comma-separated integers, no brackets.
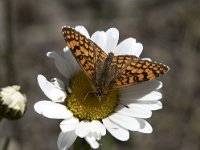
34,26,164,149
0,85,27,120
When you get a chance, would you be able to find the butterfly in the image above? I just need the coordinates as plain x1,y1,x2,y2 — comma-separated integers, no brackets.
62,26,169,100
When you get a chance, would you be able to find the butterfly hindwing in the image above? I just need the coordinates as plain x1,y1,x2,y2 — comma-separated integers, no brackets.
110,55,169,89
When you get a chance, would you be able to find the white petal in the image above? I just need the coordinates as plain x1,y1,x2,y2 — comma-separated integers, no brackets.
142,58,152,61
90,120,106,136
120,81,163,101
121,91,162,103
134,101,162,111
34,101,72,119
136,119,153,133
157,81,163,90
75,121,90,138
57,131,77,150
102,118,129,141
114,38,135,55
120,80,162,94
75,26,90,39
126,104,152,118
137,91,162,101
117,103,152,118
60,117,79,132
51,78,65,90
105,28,119,53
47,51,72,79
85,135,99,149
49,89,66,103
91,31,107,51
37,75,66,102
115,104,152,119
134,42,143,57
109,113,140,131
63,47,81,74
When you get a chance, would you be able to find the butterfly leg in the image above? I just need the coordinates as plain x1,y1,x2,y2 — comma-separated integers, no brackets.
83,91,103,102
83,91,94,101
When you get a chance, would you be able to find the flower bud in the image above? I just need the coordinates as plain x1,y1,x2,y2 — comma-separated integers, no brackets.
0,85,27,120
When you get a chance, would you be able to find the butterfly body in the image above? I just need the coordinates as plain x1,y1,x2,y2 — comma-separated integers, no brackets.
62,26,169,100
91,52,116,100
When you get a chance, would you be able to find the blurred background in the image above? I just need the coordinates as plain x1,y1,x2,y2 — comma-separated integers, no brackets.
0,0,200,149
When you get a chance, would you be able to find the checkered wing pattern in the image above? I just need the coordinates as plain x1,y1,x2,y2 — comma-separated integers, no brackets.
110,55,169,88
62,26,107,86
62,26,169,92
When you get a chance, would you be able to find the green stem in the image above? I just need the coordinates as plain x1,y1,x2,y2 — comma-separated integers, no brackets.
3,0,16,84
73,137,81,150
82,139,91,150
73,137,91,150
3,137,10,150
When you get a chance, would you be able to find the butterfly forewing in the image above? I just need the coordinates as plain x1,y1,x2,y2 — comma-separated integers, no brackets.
62,27,107,86
110,55,169,89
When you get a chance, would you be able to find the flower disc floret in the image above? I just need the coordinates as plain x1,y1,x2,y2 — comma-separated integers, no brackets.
67,72,118,120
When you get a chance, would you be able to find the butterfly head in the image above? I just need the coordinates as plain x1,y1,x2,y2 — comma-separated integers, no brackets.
95,87,106,101
83,87,106,101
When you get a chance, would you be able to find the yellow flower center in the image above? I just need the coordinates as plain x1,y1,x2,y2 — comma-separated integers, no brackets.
66,72,118,121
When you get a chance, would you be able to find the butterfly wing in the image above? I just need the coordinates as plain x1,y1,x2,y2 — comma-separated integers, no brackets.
62,26,107,86
62,27,169,91
109,55,169,89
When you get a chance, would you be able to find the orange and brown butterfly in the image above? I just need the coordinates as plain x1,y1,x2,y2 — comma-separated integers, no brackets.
62,26,169,100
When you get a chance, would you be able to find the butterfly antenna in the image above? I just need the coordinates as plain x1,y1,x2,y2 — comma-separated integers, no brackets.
83,91,93,101
83,92,89,101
